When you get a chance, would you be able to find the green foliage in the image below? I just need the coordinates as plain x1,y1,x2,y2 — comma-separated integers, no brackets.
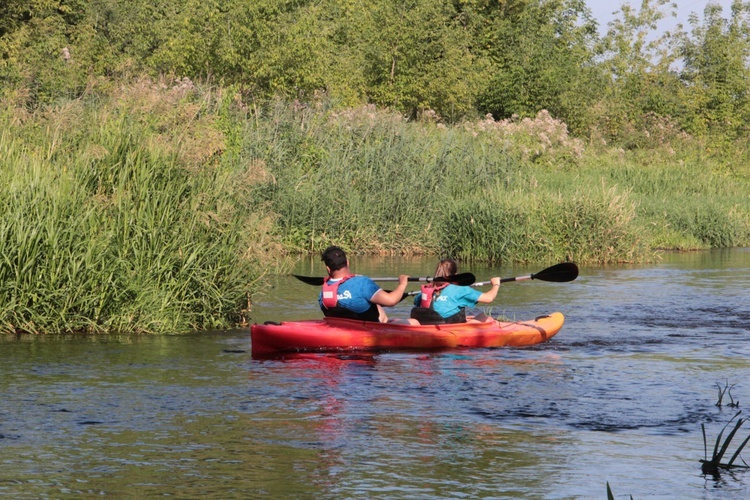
677,1,750,140
589,150,750,248
474,0,602,134
345,0,483,121
146,0,338,97
592,0,685,147
440,187,651,264
0,82,288,334
665,202,748,248
234,99,749,260
3,0,750,333
3,0,750,148
242,102,443,253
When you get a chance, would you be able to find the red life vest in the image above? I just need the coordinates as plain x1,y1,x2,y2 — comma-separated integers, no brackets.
419,282,449,309
321,275,354,309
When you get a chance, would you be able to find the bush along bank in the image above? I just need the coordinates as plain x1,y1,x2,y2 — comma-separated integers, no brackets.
2,82,749,332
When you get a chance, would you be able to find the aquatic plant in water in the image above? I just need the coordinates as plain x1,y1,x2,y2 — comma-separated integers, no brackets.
700,411,750,476
715,380,740,408
606,482,633,499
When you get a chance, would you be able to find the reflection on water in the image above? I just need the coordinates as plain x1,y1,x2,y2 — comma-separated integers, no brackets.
1,249,749,498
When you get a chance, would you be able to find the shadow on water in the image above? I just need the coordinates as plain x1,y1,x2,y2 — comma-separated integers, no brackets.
1,249,749,497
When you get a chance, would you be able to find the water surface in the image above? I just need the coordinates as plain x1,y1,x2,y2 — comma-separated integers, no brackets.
2,249,749,498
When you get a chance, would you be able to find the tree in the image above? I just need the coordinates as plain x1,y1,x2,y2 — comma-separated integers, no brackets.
677,0,750,139
0,0,93,103
593,0,685,146
330,0,484,121
473,0,602,135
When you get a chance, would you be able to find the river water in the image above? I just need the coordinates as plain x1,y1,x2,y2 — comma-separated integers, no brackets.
1,249,749,498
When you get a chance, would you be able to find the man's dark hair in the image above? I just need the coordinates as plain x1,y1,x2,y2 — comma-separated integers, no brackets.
321,246,348,271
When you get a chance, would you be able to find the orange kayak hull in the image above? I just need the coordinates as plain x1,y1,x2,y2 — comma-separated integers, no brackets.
250,312,564,357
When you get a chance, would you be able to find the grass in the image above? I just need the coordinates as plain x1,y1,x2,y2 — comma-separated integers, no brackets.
605,382,750,497
0,79,289,334
440,185,652,263
2,78,750,332
240,100,750,262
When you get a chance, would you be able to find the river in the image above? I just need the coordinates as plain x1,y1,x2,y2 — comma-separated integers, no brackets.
1,249,749,498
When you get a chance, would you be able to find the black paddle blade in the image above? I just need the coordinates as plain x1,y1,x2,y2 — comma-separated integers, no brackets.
292,274,326,286
531,262,578,282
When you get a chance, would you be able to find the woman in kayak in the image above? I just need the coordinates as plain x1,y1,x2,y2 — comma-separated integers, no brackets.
411,259,501,324
318,246,409,323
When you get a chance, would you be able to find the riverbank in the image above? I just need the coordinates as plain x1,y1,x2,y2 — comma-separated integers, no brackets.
1,80,749,333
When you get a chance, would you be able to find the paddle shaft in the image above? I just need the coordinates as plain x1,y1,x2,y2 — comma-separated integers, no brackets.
403,276,515,298
294,263,576,288
475,262,578,286
474,275,531,286
408,262,578,292
292,272,475,287
378,274,474,283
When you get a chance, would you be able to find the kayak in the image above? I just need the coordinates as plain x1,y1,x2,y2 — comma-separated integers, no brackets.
250,312,564,357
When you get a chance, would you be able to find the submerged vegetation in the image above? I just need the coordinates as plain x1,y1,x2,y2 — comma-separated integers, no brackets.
1,0,750,332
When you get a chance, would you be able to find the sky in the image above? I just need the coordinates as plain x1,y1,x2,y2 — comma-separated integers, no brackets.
587,0,737,36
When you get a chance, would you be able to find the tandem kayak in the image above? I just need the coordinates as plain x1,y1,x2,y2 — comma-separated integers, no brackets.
250,312,564,357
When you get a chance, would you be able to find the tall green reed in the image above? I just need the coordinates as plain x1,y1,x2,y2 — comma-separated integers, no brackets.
439,185,652,263
214,97,750,262
581,156,750,249
242,103,533,254
5,84,750,333
0,81,287,334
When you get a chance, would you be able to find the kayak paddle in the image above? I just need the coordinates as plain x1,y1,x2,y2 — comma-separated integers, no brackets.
401,262,579,300
473,262,579,286
292,272,476,287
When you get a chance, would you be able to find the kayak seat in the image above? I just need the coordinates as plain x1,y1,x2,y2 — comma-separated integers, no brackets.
322,305,380,322
410,307,466,325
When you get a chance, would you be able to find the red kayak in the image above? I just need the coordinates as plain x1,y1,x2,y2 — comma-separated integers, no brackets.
250,312,564,357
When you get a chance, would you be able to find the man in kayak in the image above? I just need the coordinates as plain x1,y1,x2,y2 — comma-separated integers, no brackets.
319,246,409,323
411,258,501,324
